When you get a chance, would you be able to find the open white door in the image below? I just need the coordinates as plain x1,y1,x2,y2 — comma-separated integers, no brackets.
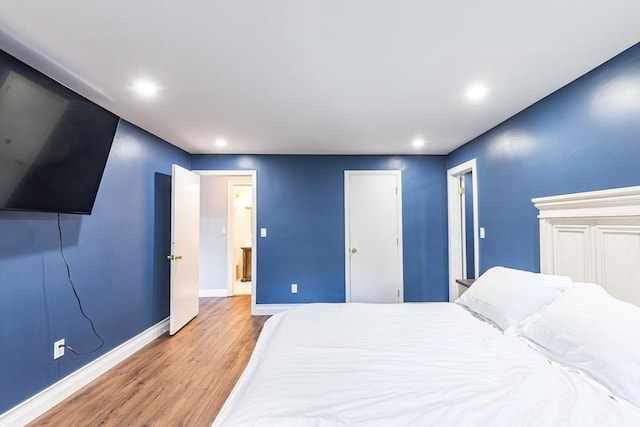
169,164,200,335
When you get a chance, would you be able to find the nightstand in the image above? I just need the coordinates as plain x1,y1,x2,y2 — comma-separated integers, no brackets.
455,279,476,296
455,278,476,289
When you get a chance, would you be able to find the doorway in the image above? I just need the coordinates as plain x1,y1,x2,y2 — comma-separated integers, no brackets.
447,159,479,301
344,170,403,303
461,173,476,279
196,170,257,314
230,183,253,295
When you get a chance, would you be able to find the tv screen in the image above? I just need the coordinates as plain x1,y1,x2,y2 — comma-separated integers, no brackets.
0,48,119,215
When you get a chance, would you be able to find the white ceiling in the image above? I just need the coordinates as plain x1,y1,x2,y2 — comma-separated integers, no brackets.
0,1,638,155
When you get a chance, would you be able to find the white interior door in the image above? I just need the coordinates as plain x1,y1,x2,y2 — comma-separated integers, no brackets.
345,171,403,303
169,164,200,335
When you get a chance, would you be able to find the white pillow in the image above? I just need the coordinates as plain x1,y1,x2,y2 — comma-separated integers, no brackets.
456,266,571,331
519,283,640,408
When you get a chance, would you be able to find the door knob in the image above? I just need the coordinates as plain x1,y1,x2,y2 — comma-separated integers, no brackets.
351,248,358,254
166,254,183,260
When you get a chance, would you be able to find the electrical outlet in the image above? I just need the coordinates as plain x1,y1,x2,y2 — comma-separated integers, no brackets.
54,339,65,359
291,283,297,294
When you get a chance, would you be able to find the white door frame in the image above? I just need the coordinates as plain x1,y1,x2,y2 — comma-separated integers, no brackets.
344,170,404,302
447,159,479,301
194,170,257,314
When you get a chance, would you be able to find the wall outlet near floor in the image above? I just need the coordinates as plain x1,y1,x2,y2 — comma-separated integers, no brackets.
54,339,65,359
291,283,298,294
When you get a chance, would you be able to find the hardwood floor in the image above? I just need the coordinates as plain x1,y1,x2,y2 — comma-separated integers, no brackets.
30,296,269,427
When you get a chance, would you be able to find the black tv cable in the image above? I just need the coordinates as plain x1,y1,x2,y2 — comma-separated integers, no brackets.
56,213,105,355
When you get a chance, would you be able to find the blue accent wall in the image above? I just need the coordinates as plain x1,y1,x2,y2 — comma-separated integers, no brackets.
191,155,449,304
0,120,190,413
447,43,640,273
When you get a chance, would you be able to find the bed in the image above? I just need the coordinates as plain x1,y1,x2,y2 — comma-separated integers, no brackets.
213,187,640,426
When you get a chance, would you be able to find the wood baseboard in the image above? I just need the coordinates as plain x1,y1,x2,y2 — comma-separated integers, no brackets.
0,318,169,427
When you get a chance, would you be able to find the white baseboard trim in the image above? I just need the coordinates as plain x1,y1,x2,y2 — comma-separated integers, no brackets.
0,318,170,427
253,303,303,315
199,289,230,297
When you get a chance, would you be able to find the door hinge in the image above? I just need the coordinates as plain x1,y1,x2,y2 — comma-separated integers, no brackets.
397,289,400,299
397,237,399,246
457,186,465,195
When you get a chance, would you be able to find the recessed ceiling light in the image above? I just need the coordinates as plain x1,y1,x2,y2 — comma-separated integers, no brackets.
412,137,426,149
215,138,227,148
466,84,488,102
132,79,159,97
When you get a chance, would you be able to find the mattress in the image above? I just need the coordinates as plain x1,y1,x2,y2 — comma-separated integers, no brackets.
213,302,640,426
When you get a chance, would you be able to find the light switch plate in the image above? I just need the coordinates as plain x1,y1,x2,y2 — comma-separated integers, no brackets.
260,228,267,238
291,283,297,293
480,227,485,239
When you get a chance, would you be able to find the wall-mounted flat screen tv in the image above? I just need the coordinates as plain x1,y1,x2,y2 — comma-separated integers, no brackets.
0,48,119,215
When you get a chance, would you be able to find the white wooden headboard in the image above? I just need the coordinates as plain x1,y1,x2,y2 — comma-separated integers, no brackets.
532,186,640,307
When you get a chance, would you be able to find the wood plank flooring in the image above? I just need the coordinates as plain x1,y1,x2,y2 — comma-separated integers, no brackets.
30,296,269,427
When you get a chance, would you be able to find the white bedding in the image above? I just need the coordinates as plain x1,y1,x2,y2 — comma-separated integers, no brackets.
213,303,640,426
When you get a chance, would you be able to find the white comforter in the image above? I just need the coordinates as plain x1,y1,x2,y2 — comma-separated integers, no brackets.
213,303,640,426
